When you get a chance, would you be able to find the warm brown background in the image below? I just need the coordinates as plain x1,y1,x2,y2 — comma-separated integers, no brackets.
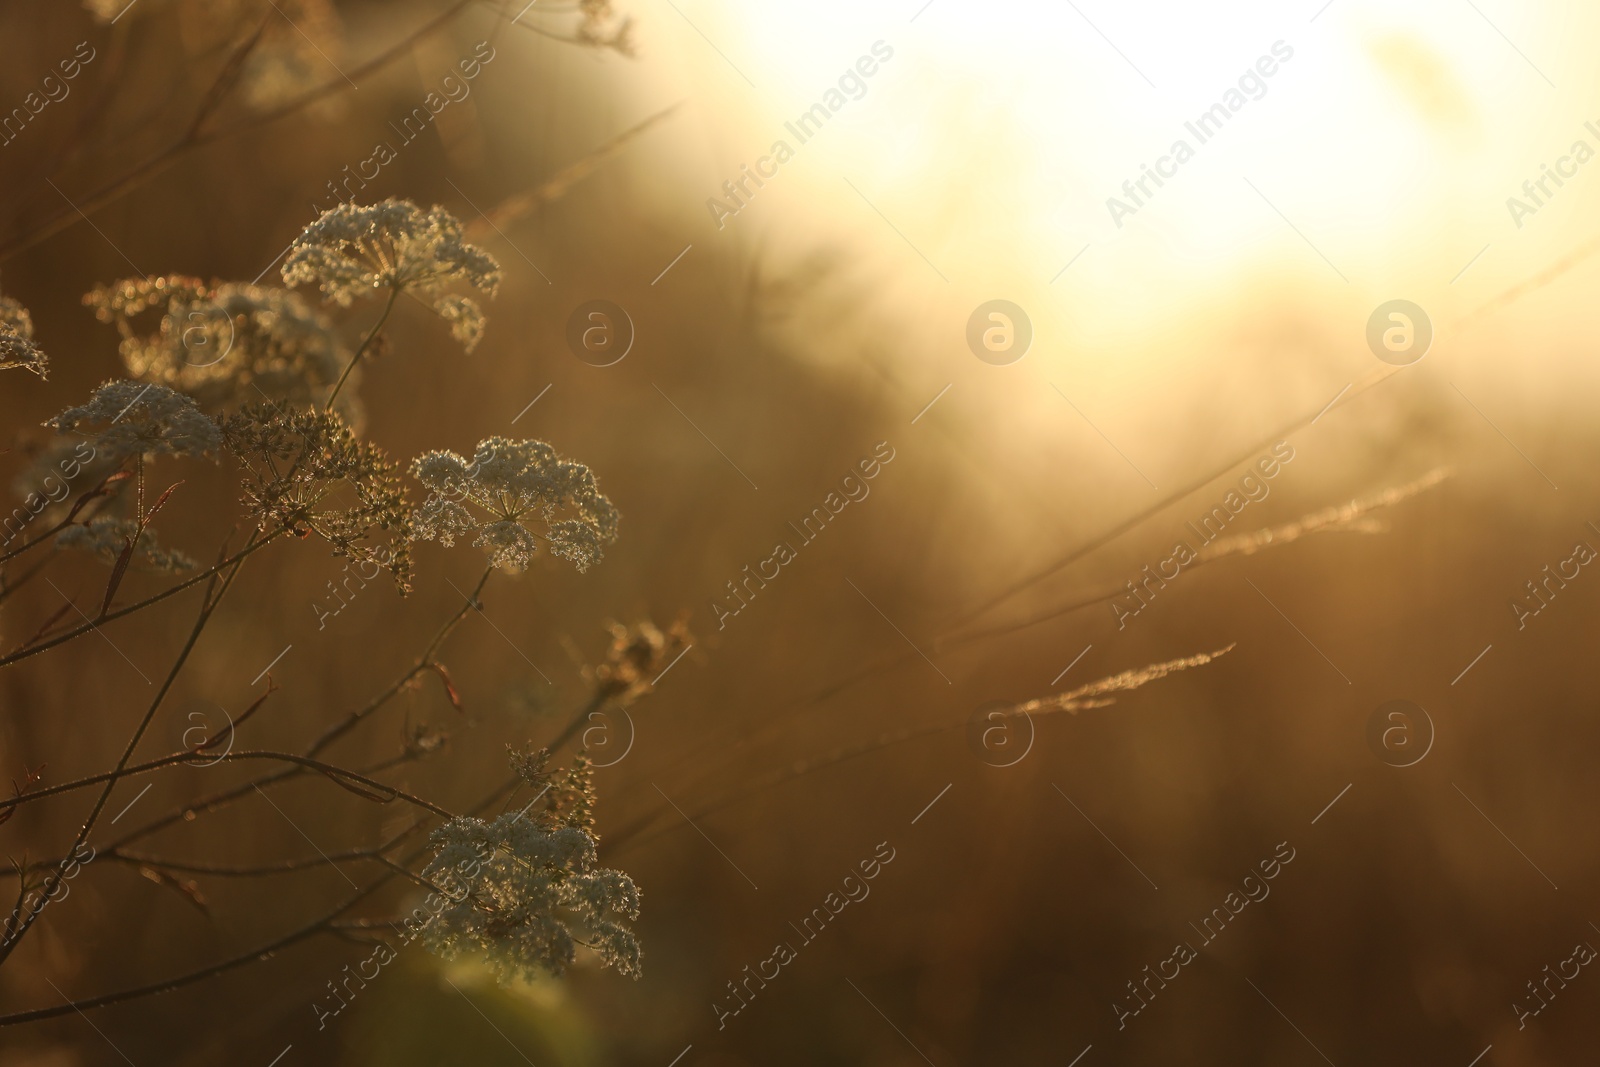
1,2,1598,1065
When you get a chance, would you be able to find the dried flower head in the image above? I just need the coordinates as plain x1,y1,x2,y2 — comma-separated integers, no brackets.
282,199,501,351
0,292,48,378
86,277,353,414
577,0,637,55
57,518,197,573
508,745,553,792
431,293,487,353
422,752,640,982
45,380,221,461
507,746,598,839
410,437,619,572
221,403,411,590
235,0,344,109
542,752,598,840
404,721,449,760
593,618,691,707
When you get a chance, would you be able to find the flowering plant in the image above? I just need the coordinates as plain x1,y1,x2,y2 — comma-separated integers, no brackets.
0,197,655,1032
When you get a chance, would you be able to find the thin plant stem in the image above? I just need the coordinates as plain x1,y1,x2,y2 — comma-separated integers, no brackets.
0,878,386,1023
0,529,283,669
0,512,85,567
107,848,385,877
107,818,417,877
116,844,445,895
309,563,494,756
0,1,476,264
7,561,499,881
0,532,256,964
543,688,611,754
4,751,418,880
0,553,57,607
0,751,452,819
325,287,399,412
0,774,522,1026
0,470,124,567
6,563,496,877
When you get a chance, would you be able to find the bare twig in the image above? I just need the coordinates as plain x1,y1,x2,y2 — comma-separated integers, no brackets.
0,1,476,263
0,751,452,820
308,564,494,756
0,774,521,1025
0,531,258,963
0,529,284,669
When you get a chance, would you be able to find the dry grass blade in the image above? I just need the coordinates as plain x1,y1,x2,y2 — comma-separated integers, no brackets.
100,480,184,616
1453,235,1600,334
464,104,681,239
0,470,130,569
946,467,1455,653
1196,467,1450,563
1008,644,1236,718
100,534,140,619
609,646,1235,853
184,14,274,141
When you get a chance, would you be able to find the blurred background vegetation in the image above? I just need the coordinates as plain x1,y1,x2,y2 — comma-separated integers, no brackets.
3,1,1600,1064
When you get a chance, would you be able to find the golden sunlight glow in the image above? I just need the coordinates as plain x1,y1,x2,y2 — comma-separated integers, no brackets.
639,0,1590,349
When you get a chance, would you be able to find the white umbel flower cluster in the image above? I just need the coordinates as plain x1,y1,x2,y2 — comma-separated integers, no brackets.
45,380,221,460
282,199,501,351
0,293,48,378
56,517,197,573
409,437,620,572
88,277,350,412
421,813,642,982
431,293,489,353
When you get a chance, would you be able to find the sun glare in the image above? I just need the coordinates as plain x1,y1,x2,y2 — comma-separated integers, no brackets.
645,0,1583,349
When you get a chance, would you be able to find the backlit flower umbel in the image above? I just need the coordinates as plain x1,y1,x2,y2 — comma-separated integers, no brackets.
86,276,350,412
409,437,619,572
221,403,412,590
0,292,48,378
282,199,501,351
45,380,220,460
421,749,641,983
